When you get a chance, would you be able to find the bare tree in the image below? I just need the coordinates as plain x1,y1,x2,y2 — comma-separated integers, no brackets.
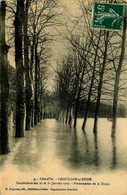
93,31,109,133
14,0,25,137
111,17,126,137
27,0,59,126
23,0,32,130
82,30,101,131
0,0,10,153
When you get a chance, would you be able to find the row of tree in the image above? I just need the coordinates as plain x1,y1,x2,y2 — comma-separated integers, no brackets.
55,0,127,137
0,0,127,154
0,0,59,154
0,1,9,154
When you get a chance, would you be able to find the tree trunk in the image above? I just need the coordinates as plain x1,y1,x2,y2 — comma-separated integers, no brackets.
14,0,25,137
39,72,43,120
30,37,35,127
82,31,101,131
68,107,73,125
111,17,126,137
73,59,87,128
37,58,41,122
93,31,109,133
65,108,69,124
34,41,38,125
73,90,80,128
24,0,32,131
62,110,65,123
0,1,9,154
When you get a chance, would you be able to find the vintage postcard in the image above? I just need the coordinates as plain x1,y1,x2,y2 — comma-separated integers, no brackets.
0,0,127,194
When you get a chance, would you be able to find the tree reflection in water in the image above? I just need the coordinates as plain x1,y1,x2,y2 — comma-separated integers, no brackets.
111,136,117,169
1,119,127,173
56,126,100,171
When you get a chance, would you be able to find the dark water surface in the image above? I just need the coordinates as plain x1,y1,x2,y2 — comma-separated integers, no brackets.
1,118,127,173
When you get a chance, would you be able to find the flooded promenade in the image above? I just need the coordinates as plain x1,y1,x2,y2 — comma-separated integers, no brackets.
0,118,127,195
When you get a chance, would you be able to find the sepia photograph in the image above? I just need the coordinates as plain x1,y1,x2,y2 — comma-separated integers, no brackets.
0,0,127,194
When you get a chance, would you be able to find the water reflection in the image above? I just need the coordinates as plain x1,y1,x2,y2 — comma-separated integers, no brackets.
1,119,127,173
55,126,100,171
82,132,100,169
93,133,99,168
13,122,48,171
83,132,89,162
1,121,48,171
111,137,117,169
69,130,82,166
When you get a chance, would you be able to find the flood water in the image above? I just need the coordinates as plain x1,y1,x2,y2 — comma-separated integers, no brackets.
0,118,127,195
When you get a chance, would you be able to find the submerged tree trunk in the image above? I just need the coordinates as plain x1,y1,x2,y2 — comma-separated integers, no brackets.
73,93,80,128
93,31,109,133
0,1,9,154
74,59,87,128
24,0,32,131
14,0,25,137
82,31,101,131
68,107,73,126
111,17,126,137
34,41,39,125
37,58,42,123
65,108,69,124
30,37,35,127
